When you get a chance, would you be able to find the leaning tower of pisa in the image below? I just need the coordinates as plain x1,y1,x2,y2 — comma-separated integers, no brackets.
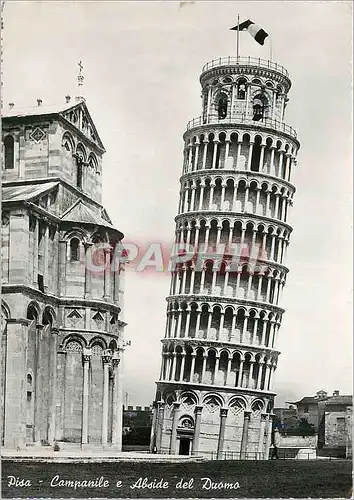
150,56,300,459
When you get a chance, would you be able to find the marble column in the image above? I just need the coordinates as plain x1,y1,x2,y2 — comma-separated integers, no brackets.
216,408,228,459
179,354,186,381
198,185,205,210
156,401,165,452
33,217,39,286
247,143,254,170
264,414,274,460
201,355,207,383
149,401,158,452
169,402,181,454
194,311,201,338
84,242,93,298
43,225,49,292
104,246,111,300
82,348,92,445
111,352,122,446
257,413,268,459
192,405,203,455
212,141,218,169
34,324,44,444
58,240,67,296
189,354,196,382
48,328,59,444
236,141,242,168
240,411,251,459
202,141,208,169
101,351,111,446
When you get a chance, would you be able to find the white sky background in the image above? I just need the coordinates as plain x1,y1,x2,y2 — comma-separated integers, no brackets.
2,1,352,407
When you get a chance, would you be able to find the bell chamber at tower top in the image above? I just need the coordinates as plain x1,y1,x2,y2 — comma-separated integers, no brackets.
186,56,297,140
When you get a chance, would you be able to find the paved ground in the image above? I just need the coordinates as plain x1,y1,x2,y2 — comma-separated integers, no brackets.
1,448,205,463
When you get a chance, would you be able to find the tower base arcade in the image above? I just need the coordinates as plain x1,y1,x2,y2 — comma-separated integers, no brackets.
151,384,274,459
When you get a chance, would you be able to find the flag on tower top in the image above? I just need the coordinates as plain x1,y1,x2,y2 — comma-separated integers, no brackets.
230,19,269,46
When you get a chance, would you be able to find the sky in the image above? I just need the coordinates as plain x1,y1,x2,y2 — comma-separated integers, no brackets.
2,1,352,407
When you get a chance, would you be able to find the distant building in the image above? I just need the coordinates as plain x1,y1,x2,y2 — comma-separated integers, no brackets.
123,406,152,428
273,405,298,431
323,395,352,458
123,405,152,449
287,389,329,431
280,390,352,457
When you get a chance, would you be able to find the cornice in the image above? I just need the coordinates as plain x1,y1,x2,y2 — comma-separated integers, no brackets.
2,284,121,313
161,337,281,356
165,294,285,315
200,64,291,92
156,380,276,397
179,169,296,194
183,121,299,147
174,210,293,233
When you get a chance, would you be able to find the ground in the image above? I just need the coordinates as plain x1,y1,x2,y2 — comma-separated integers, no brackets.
1,459,352,498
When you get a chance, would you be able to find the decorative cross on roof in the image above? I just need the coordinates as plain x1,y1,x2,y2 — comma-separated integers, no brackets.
77,60,84,88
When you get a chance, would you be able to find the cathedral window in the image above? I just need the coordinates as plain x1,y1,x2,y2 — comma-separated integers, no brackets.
88,153,98,172
70,238,80,261
4,135,14,169
76,156,83,189
66,340,82,352
37,274,45,292
75,145,86,190
62,132,74,154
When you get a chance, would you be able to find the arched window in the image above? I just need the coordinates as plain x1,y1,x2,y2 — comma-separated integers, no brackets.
88,153,98,173
27,373,33,403
253,95,267,121
236,79,247,100
76,156,83,189
70,238,80,261
4,136,14,170
216,92,228,119
75,145,86,190
62,133,74,154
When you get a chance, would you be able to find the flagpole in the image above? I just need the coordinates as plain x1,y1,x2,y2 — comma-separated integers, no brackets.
269,36,273,62
236,13,240,62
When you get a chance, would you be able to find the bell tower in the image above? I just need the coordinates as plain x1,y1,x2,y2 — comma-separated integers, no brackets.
151,56,300,459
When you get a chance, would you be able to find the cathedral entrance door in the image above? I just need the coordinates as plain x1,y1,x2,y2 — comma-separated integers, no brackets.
179,437,191,455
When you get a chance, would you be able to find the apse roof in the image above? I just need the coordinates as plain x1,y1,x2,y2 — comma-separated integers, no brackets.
2,181,59,202
60,199,115,230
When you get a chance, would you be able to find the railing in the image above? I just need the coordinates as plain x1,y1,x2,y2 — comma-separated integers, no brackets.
186,113,297,139
210,450,316,460
201,56,289,78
